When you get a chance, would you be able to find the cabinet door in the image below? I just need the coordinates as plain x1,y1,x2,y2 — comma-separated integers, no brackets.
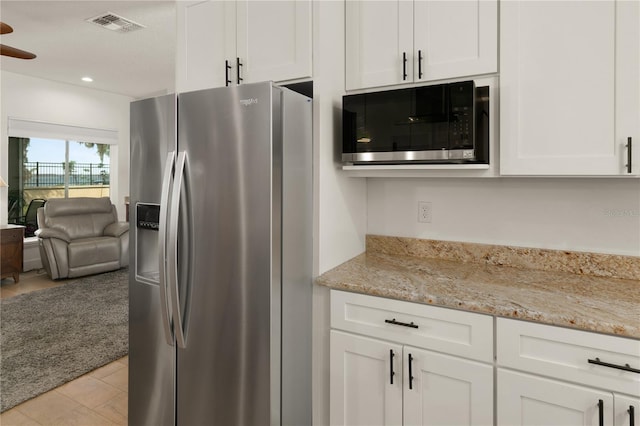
236,0,312,84
404,347,493,426
615,394,640,426
345,0,413,90
413,0,497,82
498,369,614,426
177,1,236,92
500,0,640,175
330,330,403,426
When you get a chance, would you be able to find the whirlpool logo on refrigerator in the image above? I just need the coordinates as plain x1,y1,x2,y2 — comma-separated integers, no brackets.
240,98,258,107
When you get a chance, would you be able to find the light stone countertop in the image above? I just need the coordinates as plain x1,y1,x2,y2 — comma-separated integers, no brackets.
316,251,640,339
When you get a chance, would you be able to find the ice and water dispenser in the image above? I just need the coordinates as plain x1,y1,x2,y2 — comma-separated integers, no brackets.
135,203,161,283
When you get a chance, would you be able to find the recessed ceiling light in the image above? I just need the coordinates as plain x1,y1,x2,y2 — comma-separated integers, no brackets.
82,76,93,82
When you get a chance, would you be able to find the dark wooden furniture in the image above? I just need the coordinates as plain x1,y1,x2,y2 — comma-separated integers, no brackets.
1,224,24,283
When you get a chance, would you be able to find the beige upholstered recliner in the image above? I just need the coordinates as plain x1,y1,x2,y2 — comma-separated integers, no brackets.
36,197,129,279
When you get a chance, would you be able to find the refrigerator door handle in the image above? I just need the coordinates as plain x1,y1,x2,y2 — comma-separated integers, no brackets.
158,151,176,346
169,151,189,349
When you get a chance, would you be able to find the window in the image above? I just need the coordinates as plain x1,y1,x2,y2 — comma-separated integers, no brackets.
7,137,111,236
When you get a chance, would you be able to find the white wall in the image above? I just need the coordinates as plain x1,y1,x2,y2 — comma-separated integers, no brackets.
311,2,367,425
0,71,133,224
314,3,367,276
368,177,640,256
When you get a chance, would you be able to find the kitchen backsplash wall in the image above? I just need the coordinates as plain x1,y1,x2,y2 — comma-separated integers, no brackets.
367,235,640,280
367,177,640,257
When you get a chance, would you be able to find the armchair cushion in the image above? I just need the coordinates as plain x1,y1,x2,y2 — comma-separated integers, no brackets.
68,237,120,268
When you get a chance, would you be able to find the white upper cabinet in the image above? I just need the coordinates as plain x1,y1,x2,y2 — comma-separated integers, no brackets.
177,0,312,93
413,1,497,82
236,1,312,84
345,1,414,90
500,0,640,176
177,1,235,92
345,0,497,90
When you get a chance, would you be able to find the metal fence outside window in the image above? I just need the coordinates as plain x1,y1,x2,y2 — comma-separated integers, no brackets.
24,162,110,187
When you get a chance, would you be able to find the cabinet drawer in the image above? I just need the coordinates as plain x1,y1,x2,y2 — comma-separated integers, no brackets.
1,228,24,244
497,318,640,396
330,290,493,362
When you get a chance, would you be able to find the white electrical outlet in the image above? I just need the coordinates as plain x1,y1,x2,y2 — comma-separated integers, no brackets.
418,202,432,223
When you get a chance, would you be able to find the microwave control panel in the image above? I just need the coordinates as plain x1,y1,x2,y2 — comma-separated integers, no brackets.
449,81,475,149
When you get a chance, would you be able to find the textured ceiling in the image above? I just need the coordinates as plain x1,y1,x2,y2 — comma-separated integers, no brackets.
0,1,176,99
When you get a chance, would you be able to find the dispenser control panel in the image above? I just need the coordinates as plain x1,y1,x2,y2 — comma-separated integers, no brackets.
136,203,160,231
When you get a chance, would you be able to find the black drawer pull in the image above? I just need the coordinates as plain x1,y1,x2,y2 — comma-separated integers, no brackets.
385,318,418,329
629,405,635,426
588,357,640,374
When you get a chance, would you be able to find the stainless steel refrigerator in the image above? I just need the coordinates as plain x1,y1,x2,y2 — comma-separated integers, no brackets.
129,81,312,426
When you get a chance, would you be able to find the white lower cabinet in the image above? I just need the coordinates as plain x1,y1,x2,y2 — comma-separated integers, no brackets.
329,290,494,426
497,318,640,426
330,331,403,426
498,370,640,426
329,292,640,426
498,369,614,426
615,394,640,426
330,331,493,426
403,347,493,426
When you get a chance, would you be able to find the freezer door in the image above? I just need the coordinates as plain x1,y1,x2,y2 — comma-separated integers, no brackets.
176,82,278,425
129,94,176,426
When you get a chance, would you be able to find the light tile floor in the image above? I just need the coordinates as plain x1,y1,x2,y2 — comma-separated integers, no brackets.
0,270,129,425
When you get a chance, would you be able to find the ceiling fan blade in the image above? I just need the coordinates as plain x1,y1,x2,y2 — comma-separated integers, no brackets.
0,44,36,60
0,22,13,35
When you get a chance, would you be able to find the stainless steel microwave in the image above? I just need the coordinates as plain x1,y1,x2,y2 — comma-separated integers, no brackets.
342,81,489,164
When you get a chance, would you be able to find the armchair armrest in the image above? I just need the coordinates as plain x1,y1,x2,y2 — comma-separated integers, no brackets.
35,228,71,243
104,222,129,238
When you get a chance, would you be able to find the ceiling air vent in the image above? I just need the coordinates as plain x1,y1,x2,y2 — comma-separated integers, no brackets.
86,12,145,33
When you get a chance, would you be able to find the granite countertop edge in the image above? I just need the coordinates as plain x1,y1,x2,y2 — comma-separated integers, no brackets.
315,252,640,340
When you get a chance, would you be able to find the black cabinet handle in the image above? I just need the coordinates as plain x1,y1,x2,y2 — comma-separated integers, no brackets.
225,60,232,87
402,52,408,81
408,353,414,390
598,399,604,426
626,137,633,173
385,318,418,329
236,57,243,85
418,50,423,79
630,405,635,426
588,357,640,374
389,349,395,385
